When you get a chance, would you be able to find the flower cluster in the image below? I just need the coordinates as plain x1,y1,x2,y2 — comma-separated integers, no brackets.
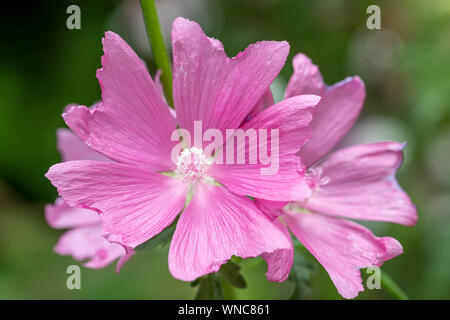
45,17,416,299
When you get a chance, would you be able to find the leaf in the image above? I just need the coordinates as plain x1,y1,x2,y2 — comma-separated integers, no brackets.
135,219,177,252
195,274,224,300
218,261,247,289
288,247,317,300
192,260,246,298
190,278,201,287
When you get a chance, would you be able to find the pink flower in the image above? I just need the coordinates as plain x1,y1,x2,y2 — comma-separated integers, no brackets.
257,54,418,299
46,128,133,272
45,18,322,281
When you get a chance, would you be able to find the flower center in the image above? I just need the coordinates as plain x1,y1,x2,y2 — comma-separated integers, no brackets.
305,166,330,190
176,147,212,182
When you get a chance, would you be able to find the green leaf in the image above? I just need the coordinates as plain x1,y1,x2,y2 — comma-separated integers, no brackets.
135,219,177,252
194,274,224,300
190,278,201,288
288,247,317,300
218,261,247,289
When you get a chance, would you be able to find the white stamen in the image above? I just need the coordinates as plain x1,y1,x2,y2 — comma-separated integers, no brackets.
306,166,330,190
176,147,213,182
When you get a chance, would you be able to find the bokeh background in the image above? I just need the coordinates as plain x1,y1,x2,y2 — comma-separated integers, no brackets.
1,0,449,299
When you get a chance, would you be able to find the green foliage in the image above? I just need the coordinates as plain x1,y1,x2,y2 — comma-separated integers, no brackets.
135,220,177,252
192,260,247,299
194,274,224,300
218,261,247,289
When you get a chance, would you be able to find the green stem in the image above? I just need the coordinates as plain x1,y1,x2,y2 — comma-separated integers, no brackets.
222,279,236,300
380,270,409,300
139,0,174,107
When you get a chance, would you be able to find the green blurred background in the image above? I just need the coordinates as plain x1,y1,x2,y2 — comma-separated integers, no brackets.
1,0,449,299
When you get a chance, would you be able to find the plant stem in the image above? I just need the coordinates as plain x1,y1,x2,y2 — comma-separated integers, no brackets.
139,0,174,107
381,270,409,300
222,279,236,300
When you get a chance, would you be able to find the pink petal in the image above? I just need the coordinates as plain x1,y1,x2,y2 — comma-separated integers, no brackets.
57,128,109,162
64,32,177,172
300,142,417,226
54,225,126,269
168,183,291,281
261,220,293,282
248,88,275,118
115,247,135,273
48,199,134,271
154,71,176,120
209,95,320,201
299,76,365,167
255,200,294,283
255,199,288,221
45,161,188,248
154,70,165,100
285,54,365,167
172,17,289,137
285,53,326,98
84,244,134,272
284,211,403,299
45,197,100,229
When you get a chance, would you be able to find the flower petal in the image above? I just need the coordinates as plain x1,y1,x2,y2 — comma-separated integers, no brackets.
64,31,177,171
168,183,291,281
154,70,165,101
172,17,289,136
45,197,100,229
261,220,293,282
45,161,188,248
84,243,133,272
255,199,288,221
248,88,274,118
301,142,417,226
115,247,135,273
299,76,365,167
285,53,326,98
57,128,109,162
209,95,320,201
54,225,126,269
284,211,403,299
